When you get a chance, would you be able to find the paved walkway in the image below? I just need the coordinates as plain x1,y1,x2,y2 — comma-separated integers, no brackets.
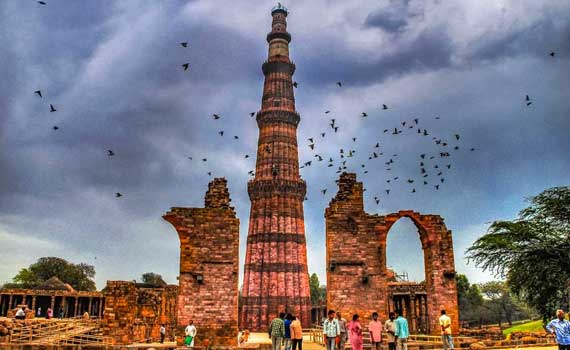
248,332,323,350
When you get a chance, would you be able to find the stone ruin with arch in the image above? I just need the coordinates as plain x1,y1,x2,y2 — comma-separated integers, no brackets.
325,173,459,334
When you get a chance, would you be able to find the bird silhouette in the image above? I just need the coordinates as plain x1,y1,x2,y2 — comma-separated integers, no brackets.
107,150,114,156
34,90,42,98
382,104,388,110
325,110,331,114
293,81,298,88
182,63,190,71
361,112,368,117
213,114,220,119
525,95,530,101
549,52,555,57
234,135,239,139
245,154,249,158
309,144,315,150
454,134,460,140
37,1,46,4
385,189,390,195
180,42,188,48
49,104,56,112
52,126,59,130
218,131,224,136
308,138,314,143
336,82,342,87
115,192,122,198
321,189,327,195
414,118,419,124
250,112,255,117
202,158,207,162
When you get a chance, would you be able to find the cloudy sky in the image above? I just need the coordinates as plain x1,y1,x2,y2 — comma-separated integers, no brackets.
1,0,569,289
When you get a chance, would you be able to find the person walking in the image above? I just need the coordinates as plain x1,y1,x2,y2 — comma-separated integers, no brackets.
239,330,250,347
337,312,348,350
47,307,53,319
269,312,286,350
323,310,340,350
58,306,64,319
284,314,293,350
348,314,363,350
439,310,454,350
160,324,166,344
290,316,303,350
368,312,383,350
546,309,570,350
394,310,409,350
384,312,397,350
36,307,42,318
185,320,197,347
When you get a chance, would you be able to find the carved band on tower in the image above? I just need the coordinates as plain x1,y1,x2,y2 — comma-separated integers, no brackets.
240,3,312,331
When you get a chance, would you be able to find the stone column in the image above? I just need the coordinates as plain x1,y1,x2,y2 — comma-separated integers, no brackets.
61,296,66,317
410,295,417,333
31,296,36,313
8,295,13,310
0,294,6,316
88,297,93,316
50,296,55,314
74,297,79,317
98,298,104,317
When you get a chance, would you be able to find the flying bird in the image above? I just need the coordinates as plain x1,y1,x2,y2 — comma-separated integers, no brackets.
308,138,314,143
34,90,42,98
293,81,298,88
180,42,188,47
361,112,368,117
181,63,190,71
218,131,224,136
49,104,56,112
52,126,59,130
37,1,46,4
321,189,327,195
201,158,207,162
245,154,250,158
385,189,390,195
115,192,122,198
325,110,331,114
454,134,460,140
234,135,239,139
549,52,555,57
336,81,342,87
250,112,255,117
107,150,114,156
213,114,220,119
382,104,388,110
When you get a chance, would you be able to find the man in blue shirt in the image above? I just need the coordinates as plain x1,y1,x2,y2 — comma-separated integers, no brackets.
546,309,570,350
394,309,409,350
323,310,340,350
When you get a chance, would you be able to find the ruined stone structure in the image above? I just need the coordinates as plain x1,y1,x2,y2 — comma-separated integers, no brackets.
0,277,104,319
102,281,177,345
240,4,312,331
163,178,240,346
325,173,458,334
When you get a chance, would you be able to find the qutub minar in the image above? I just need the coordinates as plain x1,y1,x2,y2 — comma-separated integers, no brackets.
240,3,312,330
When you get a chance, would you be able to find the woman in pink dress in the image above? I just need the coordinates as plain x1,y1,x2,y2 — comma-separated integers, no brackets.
348,314,363,350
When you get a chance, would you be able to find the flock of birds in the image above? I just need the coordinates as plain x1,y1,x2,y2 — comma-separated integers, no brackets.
30,0,559,204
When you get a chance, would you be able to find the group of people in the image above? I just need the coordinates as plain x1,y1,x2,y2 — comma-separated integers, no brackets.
321,309,453,350
268,313,304,350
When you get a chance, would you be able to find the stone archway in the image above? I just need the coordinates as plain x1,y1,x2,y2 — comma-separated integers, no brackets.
325,173,458,334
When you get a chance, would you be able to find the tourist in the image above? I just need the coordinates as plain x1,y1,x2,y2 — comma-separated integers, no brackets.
284,313,293,350
269,312,285,350
394,310,409,350
47,307,53,319
185,320,197,347
546,309,570,350
290,316,303,350
439,310,454,350
37,306,42,318
368,312,383,350
348,314,363,350
323,310,340,350
337,312,348,350
384,312,397,350
59,306,64,319
83,311,90,320
15,307,26,320
160,324,166,344
239,330,250,347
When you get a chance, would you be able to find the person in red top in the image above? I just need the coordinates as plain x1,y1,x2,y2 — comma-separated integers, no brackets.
368,312,383,350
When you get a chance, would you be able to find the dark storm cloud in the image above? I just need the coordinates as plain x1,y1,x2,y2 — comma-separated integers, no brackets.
1,1,569,287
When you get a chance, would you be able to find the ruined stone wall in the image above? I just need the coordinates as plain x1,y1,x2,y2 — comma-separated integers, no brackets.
325,173,459,334
163,178,240,346
102,281,177,344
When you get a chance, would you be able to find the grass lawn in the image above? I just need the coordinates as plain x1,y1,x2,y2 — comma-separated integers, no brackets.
503,320,545,335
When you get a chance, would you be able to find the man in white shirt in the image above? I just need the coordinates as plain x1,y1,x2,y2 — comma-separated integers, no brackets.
160,324,166,344
439,310,453,350
15,307,26,320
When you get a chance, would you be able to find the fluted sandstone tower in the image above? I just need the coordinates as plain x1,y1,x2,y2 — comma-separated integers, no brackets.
240,4,312,330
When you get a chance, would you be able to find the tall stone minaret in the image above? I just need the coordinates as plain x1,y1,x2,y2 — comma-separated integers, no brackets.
240,3,312,331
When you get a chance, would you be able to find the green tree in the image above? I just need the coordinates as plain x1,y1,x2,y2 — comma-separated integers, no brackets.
467,186,570,322
141,272,167,287
456,274,484,326
309,273,326,305
11,257,96,291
